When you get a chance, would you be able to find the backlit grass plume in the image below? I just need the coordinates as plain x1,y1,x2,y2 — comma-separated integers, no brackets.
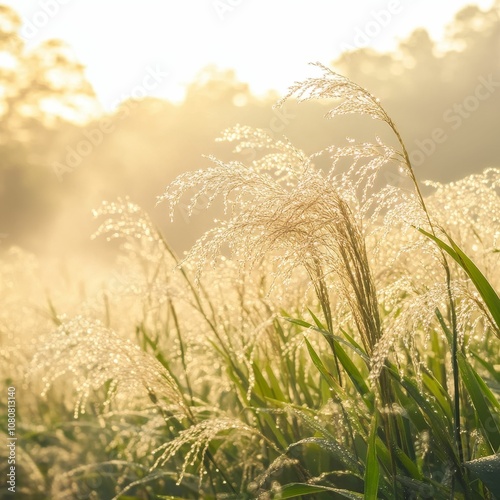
159,64,500,498
30,316,189,418
159,65,410,370
20,64,500,499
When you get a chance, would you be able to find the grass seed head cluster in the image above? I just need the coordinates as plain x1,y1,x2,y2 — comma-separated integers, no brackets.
1,64,499,498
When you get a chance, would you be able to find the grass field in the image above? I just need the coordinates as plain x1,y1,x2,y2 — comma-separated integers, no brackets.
1,66,500,499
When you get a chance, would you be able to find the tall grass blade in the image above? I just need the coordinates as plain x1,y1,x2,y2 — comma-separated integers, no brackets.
364,413,380,500
419,228,500,330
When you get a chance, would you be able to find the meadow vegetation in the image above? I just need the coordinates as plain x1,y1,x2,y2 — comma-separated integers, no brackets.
1,64,500,499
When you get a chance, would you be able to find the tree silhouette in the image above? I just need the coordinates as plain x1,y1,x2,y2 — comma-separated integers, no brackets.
0,5,97,250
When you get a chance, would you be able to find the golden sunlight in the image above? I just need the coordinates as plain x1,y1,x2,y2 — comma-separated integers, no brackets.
0,1,499,498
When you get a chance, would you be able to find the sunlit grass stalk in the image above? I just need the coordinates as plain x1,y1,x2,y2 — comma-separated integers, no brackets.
308,257,342,384
156,228,242,373
168,299,193,404
155,233,321,494
150,383,236,495
62,67,499,498
332,73,467,492
274,64,474,495
385,109,466,492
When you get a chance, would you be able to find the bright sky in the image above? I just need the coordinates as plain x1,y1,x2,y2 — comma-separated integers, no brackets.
5,0,497,110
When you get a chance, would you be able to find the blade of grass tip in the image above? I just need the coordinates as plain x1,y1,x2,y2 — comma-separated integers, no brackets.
420,228,500,330
307,307,327,330
333,343,371,401
394,447,422,480
469,366,500,412
304,337,343,395
46,295,62,326
391,383,427,435
447,236,500,330
307,315,369,388
420,370,453,425
252,362,275,401
339,328,365,354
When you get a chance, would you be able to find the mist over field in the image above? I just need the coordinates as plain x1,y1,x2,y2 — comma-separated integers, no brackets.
1,2,500,499
0,2,499,260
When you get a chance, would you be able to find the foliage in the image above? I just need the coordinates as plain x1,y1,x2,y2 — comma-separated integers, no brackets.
1,65,499,499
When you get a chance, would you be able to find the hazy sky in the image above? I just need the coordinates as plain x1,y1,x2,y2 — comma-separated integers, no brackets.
5,0,498,110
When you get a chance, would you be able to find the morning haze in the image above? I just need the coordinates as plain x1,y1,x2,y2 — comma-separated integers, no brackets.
0,2,498,258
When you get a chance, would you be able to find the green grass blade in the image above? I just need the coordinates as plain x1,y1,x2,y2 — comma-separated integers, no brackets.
287,315,371,401
419,228,500,329
364,413,379,500
304,337,340,391
421,370,453,424
394,447,422,480
457,351,500,452
277,483,364,499
470,368,500,412
252,362,275,400
386,363,458,462
471,351,500,384
308,307,327,330
265,364,287,401
464,454,500,498
334,343,371,399
285,317,370,363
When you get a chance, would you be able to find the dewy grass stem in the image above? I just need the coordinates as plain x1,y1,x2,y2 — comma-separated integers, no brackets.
386,114,466,485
